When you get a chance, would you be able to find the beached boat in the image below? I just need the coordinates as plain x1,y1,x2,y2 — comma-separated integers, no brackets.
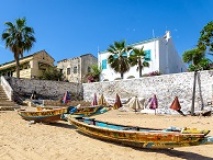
19,107,67,123
68,116,213,149
62,105,111,120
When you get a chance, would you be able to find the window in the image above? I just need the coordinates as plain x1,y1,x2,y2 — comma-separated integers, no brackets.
67,68,70,75
60,69,63,73
129,50,134,56
88,67,91,73
122,52,127,57
127,75,135,79
73,66,77,73
144,50,151,61
102,59,107,69
113,54,118,59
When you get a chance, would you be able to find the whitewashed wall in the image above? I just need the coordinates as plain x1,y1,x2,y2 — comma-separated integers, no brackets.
99,35,186,81
6,70,213,113
83,70,213,113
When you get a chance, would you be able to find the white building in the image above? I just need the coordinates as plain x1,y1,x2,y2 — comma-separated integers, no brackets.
99,31,187,81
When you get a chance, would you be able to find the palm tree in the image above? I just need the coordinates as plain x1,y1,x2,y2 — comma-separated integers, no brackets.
198,21,213,56
2,17,36,78
107,40,132,79
182,48,211,71
128,47,150,77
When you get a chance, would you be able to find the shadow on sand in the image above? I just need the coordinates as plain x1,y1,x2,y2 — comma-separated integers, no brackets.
138,148,213,160
76,131,213,160
41,119,213,160
46,121,77,129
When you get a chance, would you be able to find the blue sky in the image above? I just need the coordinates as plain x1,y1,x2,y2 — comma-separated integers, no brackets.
0,0,212,65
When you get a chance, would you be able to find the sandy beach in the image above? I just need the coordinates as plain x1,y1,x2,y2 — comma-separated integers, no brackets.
1,109,213,160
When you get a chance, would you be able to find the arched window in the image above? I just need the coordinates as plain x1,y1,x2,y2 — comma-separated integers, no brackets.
127,75,135,79
114,77,122,80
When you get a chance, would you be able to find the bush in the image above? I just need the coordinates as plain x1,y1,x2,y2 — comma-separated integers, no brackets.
143,71,161,77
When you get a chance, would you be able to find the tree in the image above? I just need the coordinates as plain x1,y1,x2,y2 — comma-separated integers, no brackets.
39,66,64,81
198,21,213,56
128,47,150,77
182,48,211,71
86,64,102,82
107,40,132,79
1,17,36,78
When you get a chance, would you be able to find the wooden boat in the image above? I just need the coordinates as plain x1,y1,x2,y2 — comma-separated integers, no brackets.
19,107,67,123
68,116,213,149
62,105,111,120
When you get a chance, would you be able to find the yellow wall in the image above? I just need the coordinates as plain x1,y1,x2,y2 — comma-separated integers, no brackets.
20,68,32,79
0,50,55,79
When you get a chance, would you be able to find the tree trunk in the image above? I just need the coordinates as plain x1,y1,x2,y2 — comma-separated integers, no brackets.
139,59,142,78
121,72,124,79
139,67,142,78
191,71,197,116
14,54,20,78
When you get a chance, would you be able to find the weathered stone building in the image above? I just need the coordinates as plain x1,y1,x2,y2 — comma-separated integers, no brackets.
0,50,54,79
57,54,97,83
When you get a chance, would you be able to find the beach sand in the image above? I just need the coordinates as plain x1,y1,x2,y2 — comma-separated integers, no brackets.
1,109,213,160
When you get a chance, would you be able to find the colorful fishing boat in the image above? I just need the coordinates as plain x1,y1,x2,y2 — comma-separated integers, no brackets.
19,107,67,123
62,105,111,120
68,116,213,149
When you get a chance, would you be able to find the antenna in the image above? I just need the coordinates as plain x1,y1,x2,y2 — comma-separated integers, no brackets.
152,29,155,38
97,46,100,53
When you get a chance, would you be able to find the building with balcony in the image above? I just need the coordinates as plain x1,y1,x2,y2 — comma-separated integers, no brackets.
0,50,54,79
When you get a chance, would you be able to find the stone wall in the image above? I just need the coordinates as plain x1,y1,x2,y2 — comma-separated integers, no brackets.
8,77,82,101
83,70,213,113
6,70,213,113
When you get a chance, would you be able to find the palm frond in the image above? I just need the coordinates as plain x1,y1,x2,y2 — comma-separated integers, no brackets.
143,61,150,67
106,40,131,78
1,17,36,78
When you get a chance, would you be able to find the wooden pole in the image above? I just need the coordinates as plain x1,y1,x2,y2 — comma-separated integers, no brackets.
191,71,197,116
197,72,204,110
212,84,213,108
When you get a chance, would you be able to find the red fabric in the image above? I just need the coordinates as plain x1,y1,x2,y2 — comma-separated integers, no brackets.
170,96,181,111
149,94,158,109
